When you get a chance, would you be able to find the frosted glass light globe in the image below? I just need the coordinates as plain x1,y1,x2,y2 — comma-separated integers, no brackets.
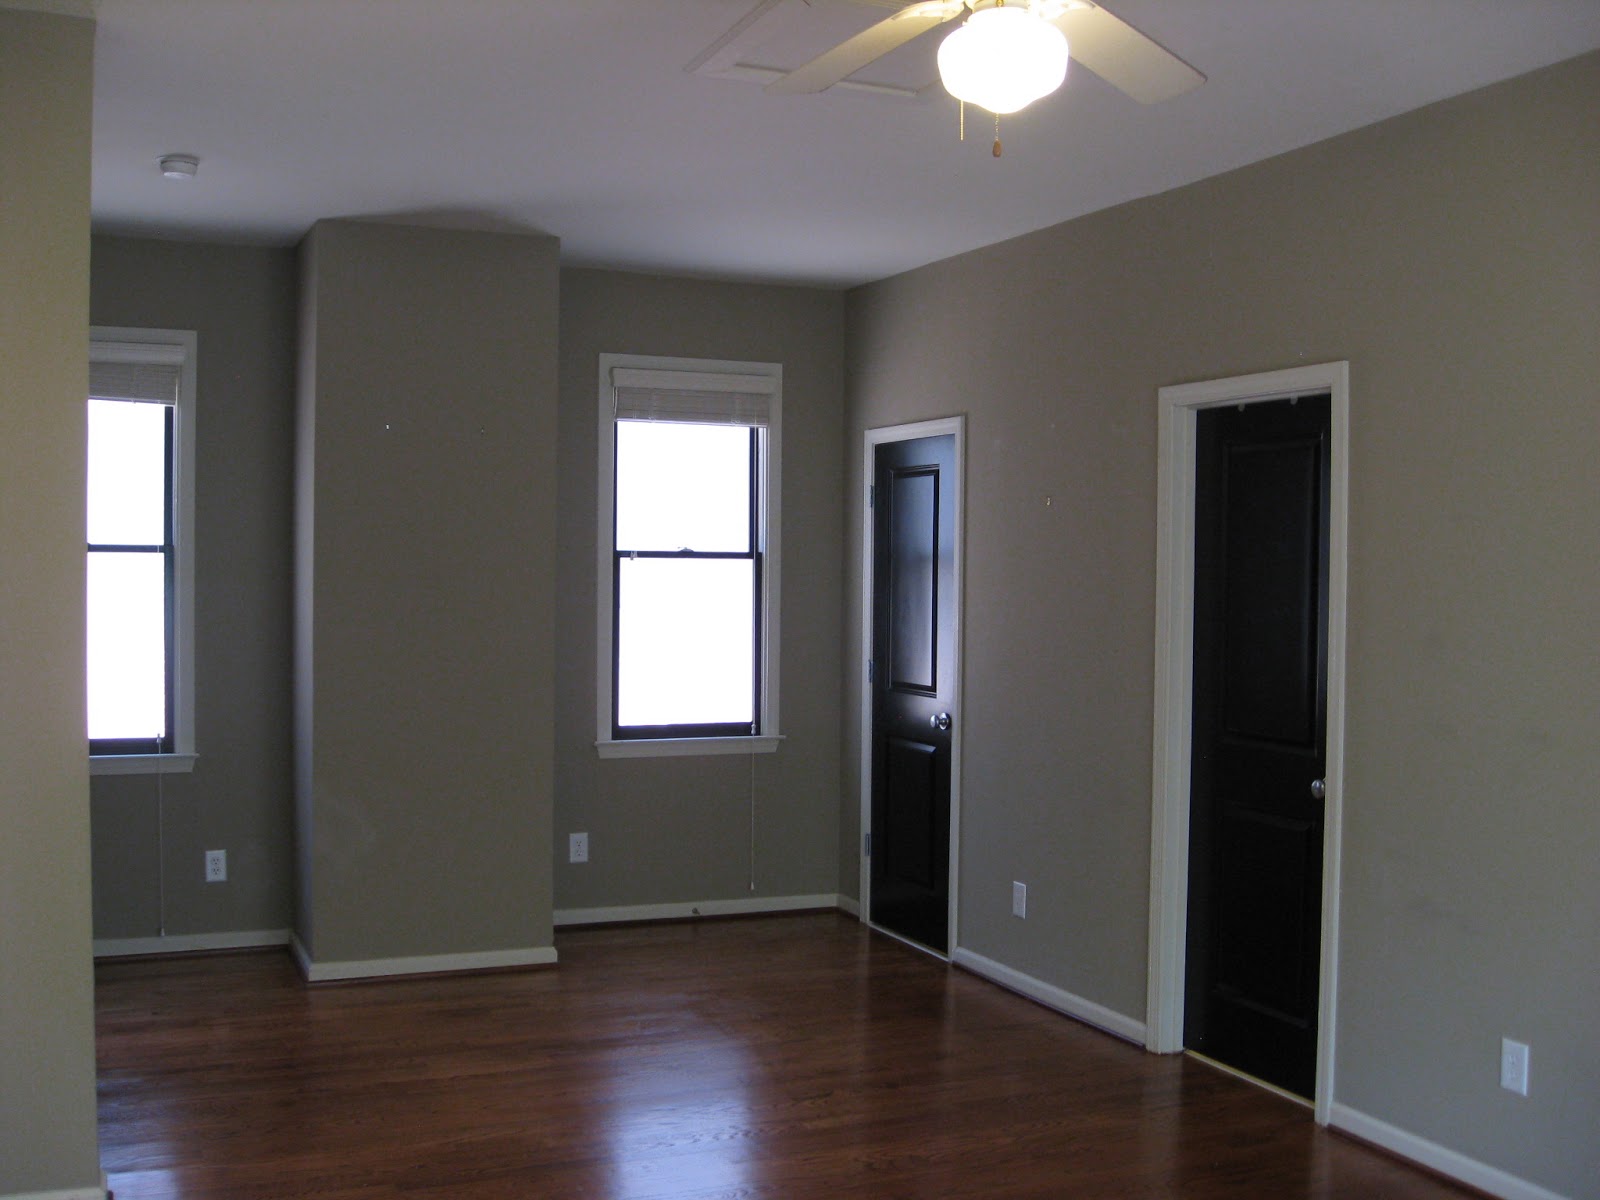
937,6,1069,115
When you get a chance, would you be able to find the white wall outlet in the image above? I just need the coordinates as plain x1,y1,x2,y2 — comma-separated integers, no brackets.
204,849,227,883
1500,1037,1530,1096
1012,880,1026,918
569,832,589,864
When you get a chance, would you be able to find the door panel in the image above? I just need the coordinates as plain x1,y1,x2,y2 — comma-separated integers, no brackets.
1186,394,1330,1099
1213,809,1318,1018
1219,439,1323,746
870,434,956,953
884,737,938,890
889,469,939,692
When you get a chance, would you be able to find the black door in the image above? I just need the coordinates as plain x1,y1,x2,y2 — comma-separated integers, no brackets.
870,434,956,954
1185,394,1330,1098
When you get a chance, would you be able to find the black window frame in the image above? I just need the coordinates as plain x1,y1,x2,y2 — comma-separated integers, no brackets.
87,400,176,757
610,422,763,741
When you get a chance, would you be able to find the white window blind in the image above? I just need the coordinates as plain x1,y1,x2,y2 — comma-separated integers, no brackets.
90,343,184,404
611,367,774,427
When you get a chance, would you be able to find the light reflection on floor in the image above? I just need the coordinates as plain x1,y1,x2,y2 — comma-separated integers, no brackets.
599,1025,756,1197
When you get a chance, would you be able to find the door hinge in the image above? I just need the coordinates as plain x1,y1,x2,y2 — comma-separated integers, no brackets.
868,484,875,509
864,831,872,858
867,659,874,683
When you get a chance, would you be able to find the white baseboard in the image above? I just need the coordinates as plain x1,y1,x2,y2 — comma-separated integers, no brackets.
836,894,862,918
290,934,558,983
554,893,844,927
93,929,290,958
1,1174,108,1200
1329,1103,1571,1200
952,946,1147,1046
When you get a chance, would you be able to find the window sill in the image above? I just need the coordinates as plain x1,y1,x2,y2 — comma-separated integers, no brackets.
596,735,783,760
91,753,197,776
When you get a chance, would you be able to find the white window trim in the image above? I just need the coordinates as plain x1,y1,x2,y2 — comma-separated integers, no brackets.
595,353,782,759
88,326,198,776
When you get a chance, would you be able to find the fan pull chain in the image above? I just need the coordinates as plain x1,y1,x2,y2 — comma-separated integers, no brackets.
959,98,965,142
993,112,1002,158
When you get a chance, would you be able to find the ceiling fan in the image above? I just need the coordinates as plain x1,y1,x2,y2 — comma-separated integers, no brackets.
755,0,1203,111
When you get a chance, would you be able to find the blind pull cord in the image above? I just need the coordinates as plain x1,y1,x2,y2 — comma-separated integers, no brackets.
154,734,167,938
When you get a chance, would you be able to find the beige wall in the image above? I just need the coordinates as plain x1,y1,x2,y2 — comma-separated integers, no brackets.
294,220,559,965
88,236,298,942
844,51,1600,1197
554,269,846,911
0,7,103,1195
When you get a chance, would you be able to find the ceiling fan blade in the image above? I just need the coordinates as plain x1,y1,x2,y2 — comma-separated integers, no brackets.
1051,3,1204,104
765,2,960,96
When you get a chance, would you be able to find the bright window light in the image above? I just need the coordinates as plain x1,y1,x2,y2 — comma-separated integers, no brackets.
87,552,167,740
87,399,166,544
617,557,755,727
616,422,751,552
613,420,758,735
86,397,171,747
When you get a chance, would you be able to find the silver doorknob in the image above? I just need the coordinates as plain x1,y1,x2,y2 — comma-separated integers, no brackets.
930,712,952,731
1310,778,1326,801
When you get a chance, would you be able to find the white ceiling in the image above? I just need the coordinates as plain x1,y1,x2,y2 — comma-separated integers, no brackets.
85,0,1600,288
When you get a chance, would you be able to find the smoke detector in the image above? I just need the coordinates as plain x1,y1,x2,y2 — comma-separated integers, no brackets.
158,154,200,180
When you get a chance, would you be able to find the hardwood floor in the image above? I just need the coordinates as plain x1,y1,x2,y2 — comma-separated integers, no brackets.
96,913,1476,1199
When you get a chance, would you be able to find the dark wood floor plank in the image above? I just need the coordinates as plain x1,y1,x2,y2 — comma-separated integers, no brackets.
95,913,1474,1199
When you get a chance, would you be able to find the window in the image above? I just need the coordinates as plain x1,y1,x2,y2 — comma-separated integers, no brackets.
597,355,781,757
88,328,197,773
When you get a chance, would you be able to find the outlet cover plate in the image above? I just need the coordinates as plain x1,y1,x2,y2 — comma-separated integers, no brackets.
1012,881,1026,918
569,832,589,864
1500,1038,1529,1095
204,849,226,883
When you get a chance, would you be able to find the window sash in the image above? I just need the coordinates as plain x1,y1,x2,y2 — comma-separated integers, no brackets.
614,420,754,554
88,400,175,755
611,426,763,740
612,554,763,739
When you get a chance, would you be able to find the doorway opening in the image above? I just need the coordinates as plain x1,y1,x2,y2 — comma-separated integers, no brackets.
1146,362,1349,1122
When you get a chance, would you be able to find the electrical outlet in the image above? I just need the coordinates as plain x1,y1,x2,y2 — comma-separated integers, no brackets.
1500,1038,1530,1096
204,849,227,883
1012,880,1026,919
569,832,589,864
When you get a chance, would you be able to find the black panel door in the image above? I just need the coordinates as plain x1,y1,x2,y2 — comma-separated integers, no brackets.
870,434,956,953
1186,394,1330,1099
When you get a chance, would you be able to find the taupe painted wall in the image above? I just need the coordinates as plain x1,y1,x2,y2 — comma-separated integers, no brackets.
554,269,845,911
0,8,103,1194
88,236,298,942
295,220,559,964
81,248,849,949
844,52,1600,1197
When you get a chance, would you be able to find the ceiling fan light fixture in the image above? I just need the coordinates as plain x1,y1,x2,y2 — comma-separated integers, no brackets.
937,5,1069,116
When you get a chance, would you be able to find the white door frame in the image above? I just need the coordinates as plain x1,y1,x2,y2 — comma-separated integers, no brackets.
858,416,966,957
1146,362,1349,1124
